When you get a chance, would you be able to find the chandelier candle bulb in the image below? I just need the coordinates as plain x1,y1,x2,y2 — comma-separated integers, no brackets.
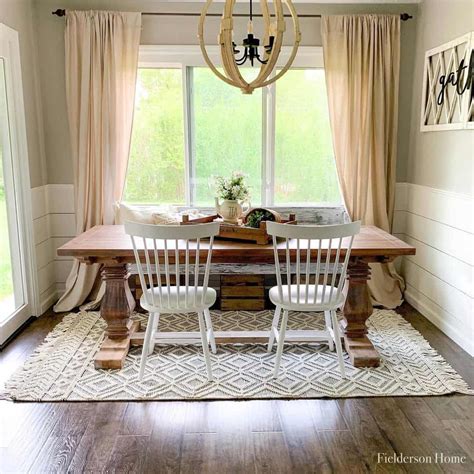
198,0,301,94
248,20,254,34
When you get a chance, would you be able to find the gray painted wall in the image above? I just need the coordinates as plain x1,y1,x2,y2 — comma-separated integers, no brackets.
0,0,47,187
407,0,473,195
32,0,418,186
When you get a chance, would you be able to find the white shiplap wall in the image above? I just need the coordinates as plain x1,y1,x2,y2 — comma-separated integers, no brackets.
31,184,75,312
393,182,474,356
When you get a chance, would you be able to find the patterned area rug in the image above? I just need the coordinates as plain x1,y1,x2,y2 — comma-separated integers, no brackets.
4,310,472,401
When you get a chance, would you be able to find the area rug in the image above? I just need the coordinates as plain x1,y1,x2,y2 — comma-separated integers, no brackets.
3,310,472,401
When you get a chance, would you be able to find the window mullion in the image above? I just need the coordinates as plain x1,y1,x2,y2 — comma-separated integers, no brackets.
264,80,276,207
261,85,267,206
182,65,195,206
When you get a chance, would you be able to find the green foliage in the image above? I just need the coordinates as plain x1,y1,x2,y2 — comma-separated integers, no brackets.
274,69,340,204
215,172,250,201
0,125,14,302
124,69,185,204
123,67,342,206
245,209,276,228
0,196,14,302
194,68,262,205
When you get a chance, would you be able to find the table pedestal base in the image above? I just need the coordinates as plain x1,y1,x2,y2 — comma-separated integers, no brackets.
343,335,380,368
342,258,380,368
95,320,141,369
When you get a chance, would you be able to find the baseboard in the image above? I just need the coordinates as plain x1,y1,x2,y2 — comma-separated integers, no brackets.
405,285,474,356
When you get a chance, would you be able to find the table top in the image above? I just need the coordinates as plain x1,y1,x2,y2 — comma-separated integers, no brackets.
57,224,415,264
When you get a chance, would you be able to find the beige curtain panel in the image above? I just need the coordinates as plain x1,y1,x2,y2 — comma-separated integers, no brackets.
54,10,141,312
321,14,404,308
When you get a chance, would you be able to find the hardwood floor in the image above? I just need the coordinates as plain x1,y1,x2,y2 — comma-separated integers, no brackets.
0,303,472,473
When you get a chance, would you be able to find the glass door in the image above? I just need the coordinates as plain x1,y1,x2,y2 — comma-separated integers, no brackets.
0,24,35,345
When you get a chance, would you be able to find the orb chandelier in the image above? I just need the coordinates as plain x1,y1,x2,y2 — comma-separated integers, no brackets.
198,0,301,94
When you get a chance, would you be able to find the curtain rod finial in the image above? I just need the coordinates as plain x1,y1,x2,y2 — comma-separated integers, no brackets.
400,13,413,21
52,9,66,17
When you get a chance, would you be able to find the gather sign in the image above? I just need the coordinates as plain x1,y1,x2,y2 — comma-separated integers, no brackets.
421,31,474,131
437,50,473,106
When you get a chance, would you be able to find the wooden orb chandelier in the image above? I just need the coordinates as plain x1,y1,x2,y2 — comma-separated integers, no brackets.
198,0,301,94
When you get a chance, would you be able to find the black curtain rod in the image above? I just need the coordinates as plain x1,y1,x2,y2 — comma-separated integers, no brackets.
51,9,413,21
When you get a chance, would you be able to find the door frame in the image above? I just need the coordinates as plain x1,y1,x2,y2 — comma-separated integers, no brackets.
0,23,39,345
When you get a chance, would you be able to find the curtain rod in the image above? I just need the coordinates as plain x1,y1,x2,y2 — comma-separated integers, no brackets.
51,9,413,21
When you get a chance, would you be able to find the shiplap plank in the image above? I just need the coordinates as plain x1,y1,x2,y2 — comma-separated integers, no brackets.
35,239,53,271
50,213,76,238
33,215,50,245
30,186,47,220
394,182,408,211
404,236,472,298
54,260,73,283
403,259,472,327
392,210,406,235
392,234,405,273
52,237,74,261
404,212,473,266
37,261,55,295
406,183,473,234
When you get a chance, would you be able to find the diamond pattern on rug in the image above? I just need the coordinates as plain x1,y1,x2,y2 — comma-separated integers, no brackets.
3,310,472,401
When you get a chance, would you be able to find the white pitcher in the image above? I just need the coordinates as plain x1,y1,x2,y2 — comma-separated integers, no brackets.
215,198,249,224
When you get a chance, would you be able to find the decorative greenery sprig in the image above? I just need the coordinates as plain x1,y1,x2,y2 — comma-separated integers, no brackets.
245,209,276,228
215,172,250,201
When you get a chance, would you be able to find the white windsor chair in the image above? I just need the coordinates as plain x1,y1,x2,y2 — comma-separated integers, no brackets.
124,221,221,381
266,221,361,378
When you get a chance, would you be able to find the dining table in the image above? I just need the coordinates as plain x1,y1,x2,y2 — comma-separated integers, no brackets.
57,224,416,370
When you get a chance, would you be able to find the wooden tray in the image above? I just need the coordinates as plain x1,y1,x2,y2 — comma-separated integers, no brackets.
181,212,296,245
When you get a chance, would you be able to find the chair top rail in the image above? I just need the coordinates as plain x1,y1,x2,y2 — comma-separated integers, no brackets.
124,221,220,240
266,221,361,240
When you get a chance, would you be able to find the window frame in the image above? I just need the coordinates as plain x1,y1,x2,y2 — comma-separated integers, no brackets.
135,45,335,207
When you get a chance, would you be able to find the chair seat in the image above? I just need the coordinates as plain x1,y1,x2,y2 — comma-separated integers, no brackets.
269,284,345,310
140,286,217,313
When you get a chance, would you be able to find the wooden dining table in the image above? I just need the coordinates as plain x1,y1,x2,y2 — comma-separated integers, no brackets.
58,224,415,370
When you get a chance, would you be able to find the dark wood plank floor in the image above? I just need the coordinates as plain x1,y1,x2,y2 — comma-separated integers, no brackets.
0,303,472,473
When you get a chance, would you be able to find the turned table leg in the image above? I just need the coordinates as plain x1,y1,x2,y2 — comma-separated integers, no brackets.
94,263,139,369
342,258,380,368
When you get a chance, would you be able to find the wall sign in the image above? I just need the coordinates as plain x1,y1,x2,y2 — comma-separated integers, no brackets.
420,32,473,131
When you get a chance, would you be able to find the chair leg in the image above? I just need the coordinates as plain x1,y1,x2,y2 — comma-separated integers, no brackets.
324,310,335,352
148,312,160,356
139,312,157,380
198,311,213,381
204,308,217,354
331,310,346,378
273,310,289,378
267,305,282,353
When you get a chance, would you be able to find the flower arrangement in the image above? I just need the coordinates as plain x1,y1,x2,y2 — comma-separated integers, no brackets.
215,172,250,202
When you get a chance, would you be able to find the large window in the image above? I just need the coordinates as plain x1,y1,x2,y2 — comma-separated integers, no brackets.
124,47,341,206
